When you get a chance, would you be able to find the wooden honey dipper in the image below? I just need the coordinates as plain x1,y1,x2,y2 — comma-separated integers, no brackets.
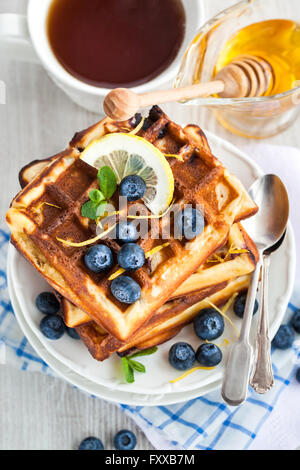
104,55,274,120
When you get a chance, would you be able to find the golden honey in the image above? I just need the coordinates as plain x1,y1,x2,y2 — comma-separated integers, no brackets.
214,19,300,96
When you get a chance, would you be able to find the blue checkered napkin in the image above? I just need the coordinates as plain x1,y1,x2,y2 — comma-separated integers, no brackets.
1,228,299,450
0,229,53,375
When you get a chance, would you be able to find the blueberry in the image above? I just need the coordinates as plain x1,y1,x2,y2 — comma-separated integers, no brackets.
193,308,225,341
120,175,146,202
174,207,204,240
168,342,196,371
196,343,223,367
296,368,300,384
116,221,139,244
117,243,145,271
234,292,259,318
84,245,113,273
291,310,300,334
40,314,65,340
36,292,60,315
110,275,141,304
272,325,294,350
66,327,81,340
114,430,136,450
79,437,104,450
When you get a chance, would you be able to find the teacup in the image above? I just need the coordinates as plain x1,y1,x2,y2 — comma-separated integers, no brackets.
0,0,204,114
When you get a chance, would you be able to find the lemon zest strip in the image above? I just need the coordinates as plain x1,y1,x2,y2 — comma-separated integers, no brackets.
170,366,215,384
57,223,117,247
108,268,126,281
206,253,225,264
127,199,175,220
206,299,239,337
34,202,61,213
222,292,239,314
165,154,184,162
145,243,170,259
127,117,145,136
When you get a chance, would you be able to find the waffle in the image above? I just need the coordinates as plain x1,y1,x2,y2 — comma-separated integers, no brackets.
60,222,258,328
7,107,257,341
75,275,251,360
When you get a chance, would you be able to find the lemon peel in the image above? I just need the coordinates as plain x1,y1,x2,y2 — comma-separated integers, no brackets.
34,202,61,213
145,243,170,259
165,154,184,162
108,268,126,281
127,117,145,136
207,244,249,264
170,366,215,384
56,223,117,247
206,299,239,336
127,199,175,220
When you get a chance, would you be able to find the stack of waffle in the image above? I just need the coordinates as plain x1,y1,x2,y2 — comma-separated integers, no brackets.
7,107,258,362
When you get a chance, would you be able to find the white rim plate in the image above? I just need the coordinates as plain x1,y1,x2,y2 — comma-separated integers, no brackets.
8,130,296,400
7,260,226,406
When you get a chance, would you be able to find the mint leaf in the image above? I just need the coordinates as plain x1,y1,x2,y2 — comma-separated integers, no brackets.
98,166,117,200
81,200,100,220
89,189,105,204
128,347,158,359
128,359,146,373
122,357,135,383
95,201,108,218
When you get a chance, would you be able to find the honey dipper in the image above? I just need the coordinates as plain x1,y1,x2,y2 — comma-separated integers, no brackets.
104,55,274,120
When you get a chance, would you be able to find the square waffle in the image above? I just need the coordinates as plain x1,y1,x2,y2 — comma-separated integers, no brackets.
63,221,258,361
59,222,258,328
74,275,252,361
7,107,257,341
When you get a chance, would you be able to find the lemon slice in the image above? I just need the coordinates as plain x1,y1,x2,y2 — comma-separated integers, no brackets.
80,133,174,214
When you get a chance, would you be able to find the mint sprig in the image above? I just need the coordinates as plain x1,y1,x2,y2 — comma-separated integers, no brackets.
121,347,158,383
98,166,117,200
81,166,117,220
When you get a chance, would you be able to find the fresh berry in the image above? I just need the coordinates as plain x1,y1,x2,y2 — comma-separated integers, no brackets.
233,292,259,318
168,342,196,371
291,310,300,334
110,275,141,304
40,315,65,340
84,245,113,273
66,327,80,340
272,325,294,350
196,343,223,367
296,368,300,383
36,292,60,315
120,175,146,202
116,221,139,244
193,308,225,341
117,243,145,271
114,430,136,450
174,207,204,240
79,437,104,450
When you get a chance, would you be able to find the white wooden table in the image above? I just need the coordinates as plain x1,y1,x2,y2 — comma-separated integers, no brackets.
0,0,299,450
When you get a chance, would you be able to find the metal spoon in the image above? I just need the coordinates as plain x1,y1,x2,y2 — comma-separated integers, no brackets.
249,230,287,394
221,175,289,406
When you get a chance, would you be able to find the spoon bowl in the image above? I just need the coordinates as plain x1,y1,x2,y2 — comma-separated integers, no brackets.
243,174,289,252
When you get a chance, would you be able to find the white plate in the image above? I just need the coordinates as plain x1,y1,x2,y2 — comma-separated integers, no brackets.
8,130,296,398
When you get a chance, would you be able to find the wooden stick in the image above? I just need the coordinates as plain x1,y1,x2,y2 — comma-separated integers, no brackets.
103,55,273,120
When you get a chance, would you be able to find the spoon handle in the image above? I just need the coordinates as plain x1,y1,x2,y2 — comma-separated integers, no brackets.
250,253,274,394
221,260,261,406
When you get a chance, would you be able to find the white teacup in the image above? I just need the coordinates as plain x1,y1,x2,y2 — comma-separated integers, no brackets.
0,0,204,114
